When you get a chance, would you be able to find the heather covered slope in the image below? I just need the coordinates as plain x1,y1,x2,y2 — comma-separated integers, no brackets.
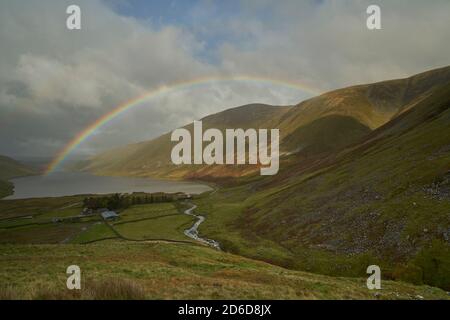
79,66,450,180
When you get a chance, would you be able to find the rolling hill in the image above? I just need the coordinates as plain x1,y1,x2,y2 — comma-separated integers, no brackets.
0,155,34,198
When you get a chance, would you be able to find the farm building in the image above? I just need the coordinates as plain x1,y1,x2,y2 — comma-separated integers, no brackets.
101,211,119,220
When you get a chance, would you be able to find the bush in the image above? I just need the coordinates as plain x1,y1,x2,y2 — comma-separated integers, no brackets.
413,240,450,290
392,263,423,285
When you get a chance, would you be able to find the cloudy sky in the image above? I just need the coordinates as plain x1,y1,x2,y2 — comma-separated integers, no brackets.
0,0,449,160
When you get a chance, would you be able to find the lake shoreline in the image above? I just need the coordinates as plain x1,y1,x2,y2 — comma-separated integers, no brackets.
4,171,212,200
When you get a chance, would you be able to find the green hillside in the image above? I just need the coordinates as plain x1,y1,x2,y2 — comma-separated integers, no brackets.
194,82,450,290
0,155,34,198
281,115,371,155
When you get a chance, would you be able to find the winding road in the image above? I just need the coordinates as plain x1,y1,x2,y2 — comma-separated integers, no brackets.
183,204,221,250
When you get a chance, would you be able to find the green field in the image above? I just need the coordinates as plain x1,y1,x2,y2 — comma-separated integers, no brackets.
110,202,196,242
70,223,117,244
0,198,196,245
0,196,85,220
0,198,101,244
113,215,194,241
116,203,180,222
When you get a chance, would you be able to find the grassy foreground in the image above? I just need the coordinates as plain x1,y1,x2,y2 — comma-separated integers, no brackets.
0,195,448,300
0,242,448,300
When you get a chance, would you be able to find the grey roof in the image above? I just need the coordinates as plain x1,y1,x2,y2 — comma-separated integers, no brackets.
101,211,119,219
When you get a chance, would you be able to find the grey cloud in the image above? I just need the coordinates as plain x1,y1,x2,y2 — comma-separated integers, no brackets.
0,0,449,161
218,0,450,90
0,0,212,157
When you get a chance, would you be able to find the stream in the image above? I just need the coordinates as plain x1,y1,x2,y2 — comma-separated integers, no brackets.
183,204,221,250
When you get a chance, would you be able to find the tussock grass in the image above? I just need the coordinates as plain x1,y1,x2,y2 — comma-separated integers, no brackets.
1,278,146,300
0,243,448,300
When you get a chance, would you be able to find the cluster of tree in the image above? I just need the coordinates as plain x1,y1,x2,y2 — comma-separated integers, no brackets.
83,193,176,210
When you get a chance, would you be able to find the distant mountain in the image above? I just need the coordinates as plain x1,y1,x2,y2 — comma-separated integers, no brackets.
77,104,294,178
0,155,34,198
79,66,450,181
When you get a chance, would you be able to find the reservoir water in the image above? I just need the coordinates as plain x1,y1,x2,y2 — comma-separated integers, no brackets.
4,172,212,200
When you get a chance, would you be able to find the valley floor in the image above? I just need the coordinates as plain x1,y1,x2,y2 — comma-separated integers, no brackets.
0,195,448,300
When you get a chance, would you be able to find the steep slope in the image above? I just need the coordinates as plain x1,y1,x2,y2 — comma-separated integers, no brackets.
279,65,450,133
0,155,34,198
197,82,450,290
253,82,450,248
79,66,450,180
281,115,371,155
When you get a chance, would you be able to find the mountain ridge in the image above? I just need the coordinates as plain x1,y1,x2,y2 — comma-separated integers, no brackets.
78,66,450,181
197,81,450,289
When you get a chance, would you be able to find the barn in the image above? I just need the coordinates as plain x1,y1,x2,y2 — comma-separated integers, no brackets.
101,211,119,220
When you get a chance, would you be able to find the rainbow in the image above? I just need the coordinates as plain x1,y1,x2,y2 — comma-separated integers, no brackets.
45,75,322,174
